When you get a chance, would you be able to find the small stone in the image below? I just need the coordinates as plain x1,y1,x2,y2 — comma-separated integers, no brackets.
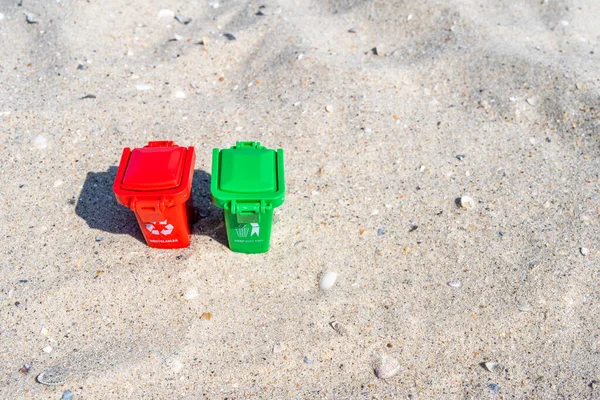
560,20,569,26
183,288,198,300
372,45,386,56
174,14,192,25
517,305,531,312
172,33,184,42
363,127,372,134
273,343,286,353
456,154,465,161
529,137,537,144
40,327,49,336
407,14,413,21
447,281,461,288
377,228,385,236
61,390,73,400
42,346,53,353
19,363,31,375
33,135,48,149
459,195,475,209
200,312,212,320
256,6,281,16
135,84,153,91
25,13,39,24
53,180,63,188
173,90,186,99
297,53,304,60
509,96,517,102
348,27,358,33
223,33,236,41
208,1,219,8
304,356,313,365
581,247,590,256
373,355,400,379
526,96,538,106
325,105,333,113
0,13,4,21
320,271,338,290
157,9,175,19
484,362,504,373
488,383,501,393
95,237,104,242
36,364,72,386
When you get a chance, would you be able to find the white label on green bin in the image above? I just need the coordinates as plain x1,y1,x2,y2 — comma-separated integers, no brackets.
235,223,260,238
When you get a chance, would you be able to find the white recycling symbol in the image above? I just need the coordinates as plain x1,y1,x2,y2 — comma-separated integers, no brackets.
145,219,174,236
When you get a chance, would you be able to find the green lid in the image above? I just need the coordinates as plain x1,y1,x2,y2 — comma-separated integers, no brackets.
211,142,285,210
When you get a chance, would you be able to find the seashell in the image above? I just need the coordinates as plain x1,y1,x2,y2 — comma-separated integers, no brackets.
447,281,461,288
330,320,348,336
373,355,400,379
484,362,504,373
459,196,475,209
517,305,531,312
320,271,338,290
36,364,72,386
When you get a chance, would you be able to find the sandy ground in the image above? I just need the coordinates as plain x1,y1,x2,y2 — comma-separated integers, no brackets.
1,0,599,398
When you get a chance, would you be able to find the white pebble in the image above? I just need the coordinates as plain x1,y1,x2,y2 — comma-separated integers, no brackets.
529,137,537,144
509,96,517,102
364,127,372,134
407,14,413,21
371,209,379,215
273,343,286,353
297,53,304,60
374,355,400,379
157,9,175,19
33,135,48,149
320,271,338,290
53,180,63,188
459,196,475,209
43,346,53,353
173,90,186,99
581,247,590,256
325,105,333,113
526,96,538,106
560,20,569,26
517,305,531,312
135,84,153,91
208,1,219,8
40,327,49,336
183,288,198,300
447,281,461,288
0,13,4,20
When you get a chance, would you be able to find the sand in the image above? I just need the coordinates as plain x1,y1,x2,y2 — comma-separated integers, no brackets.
1,0,599,398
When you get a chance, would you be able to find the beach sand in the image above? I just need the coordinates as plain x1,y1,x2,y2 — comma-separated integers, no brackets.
1,0,599,398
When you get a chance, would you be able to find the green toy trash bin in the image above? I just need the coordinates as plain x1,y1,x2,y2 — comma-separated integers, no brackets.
210,141,285,253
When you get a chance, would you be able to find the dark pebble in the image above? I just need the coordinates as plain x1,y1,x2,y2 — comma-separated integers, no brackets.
77,64,85,70
409,225,418,232
224,33,236,41
377,228,385,236
456,154,465,161
14,301,20,306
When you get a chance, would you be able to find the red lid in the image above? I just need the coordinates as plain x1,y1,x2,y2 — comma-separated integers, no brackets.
121,145,186,191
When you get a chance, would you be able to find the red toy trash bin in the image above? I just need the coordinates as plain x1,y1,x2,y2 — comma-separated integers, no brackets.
113,141,196,249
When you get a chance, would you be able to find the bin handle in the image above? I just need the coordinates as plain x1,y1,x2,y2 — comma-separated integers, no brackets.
132,198,167,222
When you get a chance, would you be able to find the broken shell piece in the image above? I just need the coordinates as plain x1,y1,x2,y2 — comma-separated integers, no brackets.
447,281,461,288
373,355,400,379
459,195,475,209
330,320,348,336
36,365,72,386
273,343,286,353
526,96,538,106
484,362,504,373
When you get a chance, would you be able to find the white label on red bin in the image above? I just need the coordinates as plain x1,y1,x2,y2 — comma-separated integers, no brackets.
145,219,174,236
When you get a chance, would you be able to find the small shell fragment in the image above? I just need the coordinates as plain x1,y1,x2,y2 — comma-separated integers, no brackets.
183,288,198,300
325,105,333,113
517,305,531,312
373,355,400,379
42,346,53,353
330,320,348,336
581,247,590,256
320,271,338,290
484,362,504,373
36,365,72,386
459,196,475,209
526,96,538,106
200,312,212,321
447,281,461,288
